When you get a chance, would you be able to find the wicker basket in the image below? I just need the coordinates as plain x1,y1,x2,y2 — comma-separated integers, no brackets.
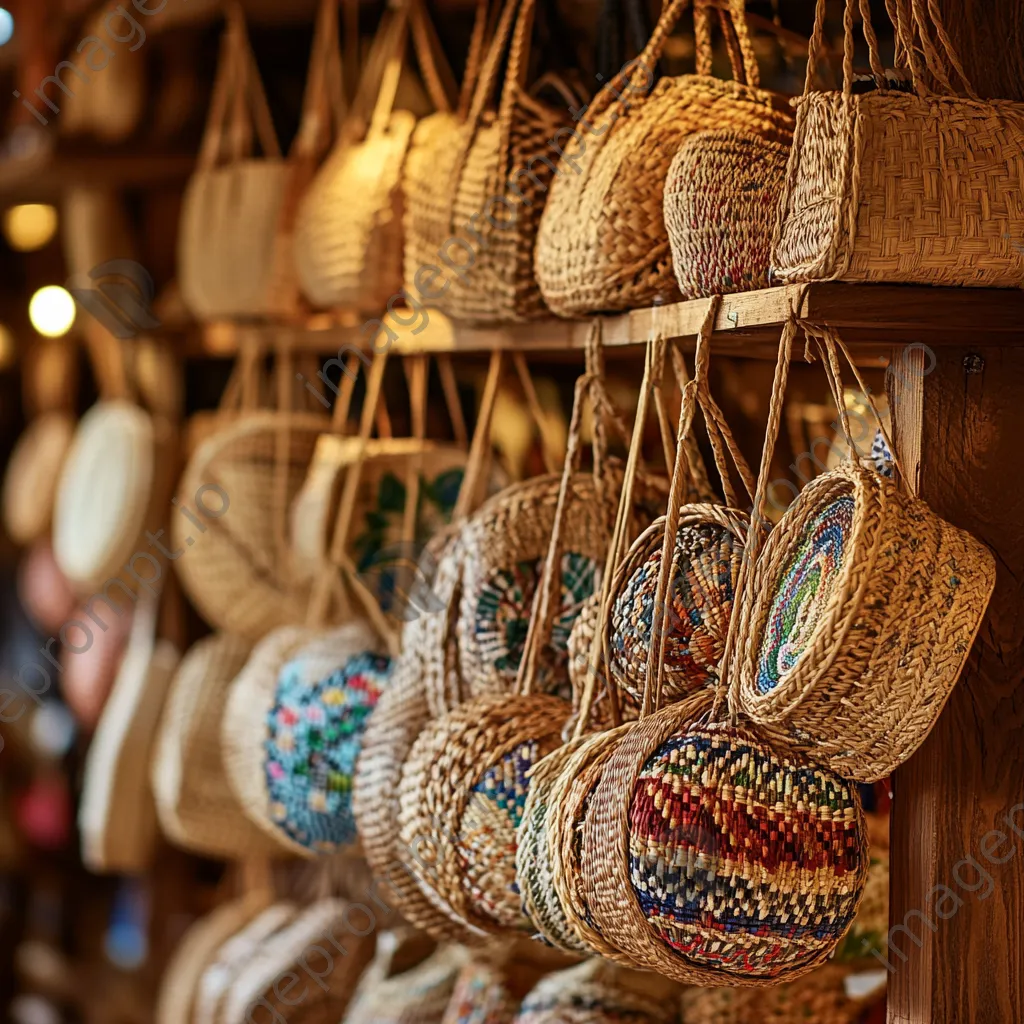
222,621,389,858
397,693,571,940
151,633,282,860
178,8,296,320
295,0,455,313
535,0,793,316
664,128,791,299
772,0,1024,289
734,457,996,782
430,0,575,324
342,937,466,1024
2,412,74,546
514,959,680,1024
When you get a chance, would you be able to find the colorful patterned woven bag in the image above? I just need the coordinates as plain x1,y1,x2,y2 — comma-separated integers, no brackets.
733,328,996,782
664,127,791,299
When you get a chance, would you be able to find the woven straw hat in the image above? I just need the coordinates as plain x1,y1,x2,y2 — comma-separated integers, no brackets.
732,327,996,782
151,632,283,860
52,400,156,590
222,621,390,858
2,412,74,546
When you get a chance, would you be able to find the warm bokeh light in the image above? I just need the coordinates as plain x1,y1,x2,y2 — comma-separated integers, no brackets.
29,286,76,338
0,323,14,368
3,203,58,251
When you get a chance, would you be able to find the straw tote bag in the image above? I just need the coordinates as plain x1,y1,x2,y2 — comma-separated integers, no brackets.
535,0,793,316
772,0,1024,288
178,8,293,321
294,0,457,313
576,325,871,986
732,326,996,782
151,632,284,860
431,0,584,324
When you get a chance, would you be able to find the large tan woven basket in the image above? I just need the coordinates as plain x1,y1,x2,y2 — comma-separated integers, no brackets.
664,128,791,299
295,0,455,313
151,633,283,860
535,0,792,316
772,0,1024,288
178,8,296,320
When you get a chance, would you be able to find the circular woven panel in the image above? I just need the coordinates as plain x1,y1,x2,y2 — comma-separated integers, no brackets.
608,508,747,705
2,412,74,546
582,702,870,985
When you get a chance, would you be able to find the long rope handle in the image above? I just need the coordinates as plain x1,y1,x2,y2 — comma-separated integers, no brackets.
293,0,348,160
693,0,760,86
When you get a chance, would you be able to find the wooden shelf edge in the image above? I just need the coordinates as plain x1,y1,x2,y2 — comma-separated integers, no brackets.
190,282,1024,360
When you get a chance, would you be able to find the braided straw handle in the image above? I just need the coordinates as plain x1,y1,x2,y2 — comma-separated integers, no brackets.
694,0,760,87
292,0,348,160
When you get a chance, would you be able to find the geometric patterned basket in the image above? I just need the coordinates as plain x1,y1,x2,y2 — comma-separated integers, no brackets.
734,459,996,782
580,695,870,986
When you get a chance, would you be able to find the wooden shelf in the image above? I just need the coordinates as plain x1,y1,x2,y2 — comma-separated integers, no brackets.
192,283,1024,365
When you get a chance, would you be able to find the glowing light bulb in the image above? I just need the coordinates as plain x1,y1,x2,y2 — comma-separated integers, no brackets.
29,286,76,338
3,203,58,252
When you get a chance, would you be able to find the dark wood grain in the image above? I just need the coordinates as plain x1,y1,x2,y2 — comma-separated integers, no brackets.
888,345,1024,1023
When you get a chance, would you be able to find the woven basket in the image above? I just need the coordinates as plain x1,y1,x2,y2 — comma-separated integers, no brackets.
154,895,275,1024
514,959,680,1024
219,899,375,1024
2,412,74,546
222,621,389,857
151,633,282,860
17,539,76,634
580,700,870,985
342,938,466,1024
295,0,455,313
772,0,1024,289
172,411,327,641
397,693,571,940
193,901,299,1024
429,0,575,324
535,0,793,316
606,506,748,707
178,8,296,320
52,400,156,590
664,128,791,299
734,457,995,782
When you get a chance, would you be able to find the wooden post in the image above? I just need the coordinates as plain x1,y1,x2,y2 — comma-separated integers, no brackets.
887,344,1024,1022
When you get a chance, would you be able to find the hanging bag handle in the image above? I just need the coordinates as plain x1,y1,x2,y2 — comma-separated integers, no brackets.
293,0,349,160
693,0,760,86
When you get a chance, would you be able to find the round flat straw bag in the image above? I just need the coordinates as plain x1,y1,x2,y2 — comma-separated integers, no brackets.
580,698,870,985
663,128,791,299
734,459,996,783
397,693,571,940
606,506,747,706
223,621,392,857
2,412,74,546
52,401,155,590
173,411,325,641
151,633,282,859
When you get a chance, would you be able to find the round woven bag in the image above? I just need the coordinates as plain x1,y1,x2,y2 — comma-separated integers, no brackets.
606,506,747,706
663,128,791,300
172,411,326,641
2,412,74,546
18,539,76,634
513,959,680,1024
397,693,571,940
151,633,282,860
580,701,870,985
52,400,156,590
734,446,996,783
222,621,391,857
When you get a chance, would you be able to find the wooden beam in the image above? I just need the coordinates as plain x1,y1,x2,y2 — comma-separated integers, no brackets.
887,343,1024,1022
